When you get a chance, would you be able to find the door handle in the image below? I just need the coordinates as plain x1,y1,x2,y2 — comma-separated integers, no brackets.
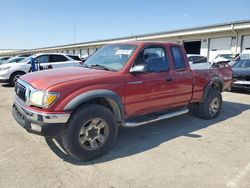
166,77,173,82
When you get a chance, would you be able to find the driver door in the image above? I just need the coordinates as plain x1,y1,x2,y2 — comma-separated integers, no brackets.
124,45,175,116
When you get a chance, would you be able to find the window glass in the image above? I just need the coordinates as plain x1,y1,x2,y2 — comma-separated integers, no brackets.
68,55,81,61
36,55,49,64
188,56,193,62
232,59,250,68
135,47,169,72
171,47,185,70
50,55,68,62
192,56,207,64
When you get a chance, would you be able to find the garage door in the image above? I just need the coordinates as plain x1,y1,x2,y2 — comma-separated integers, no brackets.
208,37,232,61
242,35,250,52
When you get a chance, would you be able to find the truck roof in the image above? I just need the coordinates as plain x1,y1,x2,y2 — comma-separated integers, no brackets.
112,41,180,46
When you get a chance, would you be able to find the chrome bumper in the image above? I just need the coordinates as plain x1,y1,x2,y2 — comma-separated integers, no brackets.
14,96,70,124
12,96,71,137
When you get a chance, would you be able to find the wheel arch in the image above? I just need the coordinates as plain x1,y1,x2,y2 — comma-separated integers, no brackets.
64,90,124,124
201,77,223,102
10,71,26,85
10,70,26,78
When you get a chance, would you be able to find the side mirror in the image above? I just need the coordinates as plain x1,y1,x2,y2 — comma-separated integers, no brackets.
130,64,149,73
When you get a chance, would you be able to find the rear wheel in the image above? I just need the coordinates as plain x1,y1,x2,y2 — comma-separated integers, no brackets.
61,104,118,161
197,89,222,119
10,72,25,86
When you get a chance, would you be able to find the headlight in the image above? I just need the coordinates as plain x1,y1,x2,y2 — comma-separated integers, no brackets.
29,91,59,108
0,67,10,71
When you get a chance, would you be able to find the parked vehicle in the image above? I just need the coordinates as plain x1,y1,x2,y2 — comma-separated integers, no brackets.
66,54,83,62
231,58,250,90
0,56,11,64
212,54,236,64
0,53,81,86
229,52,250,66
1,56,25,64
81,54,89,62
187,54,210,69
12,42,233,161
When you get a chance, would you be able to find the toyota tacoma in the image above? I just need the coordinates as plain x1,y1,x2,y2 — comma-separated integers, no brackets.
12,42,233,161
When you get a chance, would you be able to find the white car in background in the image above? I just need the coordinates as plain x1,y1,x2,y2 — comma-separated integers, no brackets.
212,54,236,64
187,54,211,69
0,56,11,64
0,53,82,86
1,56,26,64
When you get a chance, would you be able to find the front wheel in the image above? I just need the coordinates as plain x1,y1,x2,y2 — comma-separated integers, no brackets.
61,104,118,161
197,89,222,119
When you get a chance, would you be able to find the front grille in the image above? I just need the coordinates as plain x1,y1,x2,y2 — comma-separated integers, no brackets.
234,75,246,81
234,75,250,81
15,82,26,102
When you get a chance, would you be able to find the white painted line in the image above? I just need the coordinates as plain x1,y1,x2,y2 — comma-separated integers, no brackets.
227,162,250,187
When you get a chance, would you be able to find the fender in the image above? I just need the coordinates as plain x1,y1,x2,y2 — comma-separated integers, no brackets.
201,77,224,102
64,89,124,122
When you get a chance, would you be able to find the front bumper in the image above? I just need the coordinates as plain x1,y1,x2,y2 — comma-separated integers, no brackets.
12,97,71,137
0,70,11,81
232,80,250,90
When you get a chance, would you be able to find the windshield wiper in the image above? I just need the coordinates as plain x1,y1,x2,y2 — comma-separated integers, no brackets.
90,64,114,71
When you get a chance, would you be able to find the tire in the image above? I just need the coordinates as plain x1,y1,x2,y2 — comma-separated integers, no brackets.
197,89,222,119
188,103,199,116
10,72,25,86
61,104,118,161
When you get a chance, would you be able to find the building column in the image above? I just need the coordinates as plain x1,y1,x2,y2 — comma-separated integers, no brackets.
200,38,209,57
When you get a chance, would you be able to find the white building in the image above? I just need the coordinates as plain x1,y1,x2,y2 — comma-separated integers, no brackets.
1,20,250,61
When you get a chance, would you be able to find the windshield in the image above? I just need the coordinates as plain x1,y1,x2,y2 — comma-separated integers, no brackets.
4,57,25,64
214,54,234,60
84,44,137,71
232,59,250,68
238,53,250,60
18,55,34,64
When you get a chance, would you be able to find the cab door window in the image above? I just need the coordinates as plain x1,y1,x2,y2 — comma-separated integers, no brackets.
134,47,169,72
171,47,185,70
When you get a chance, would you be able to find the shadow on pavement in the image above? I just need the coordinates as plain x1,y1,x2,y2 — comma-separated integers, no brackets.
45,100,250,165
1,83,13,88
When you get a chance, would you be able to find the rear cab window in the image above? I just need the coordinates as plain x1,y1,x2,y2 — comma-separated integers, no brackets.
171,46,186,70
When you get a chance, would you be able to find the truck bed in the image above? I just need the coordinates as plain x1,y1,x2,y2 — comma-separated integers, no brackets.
191,66,233,102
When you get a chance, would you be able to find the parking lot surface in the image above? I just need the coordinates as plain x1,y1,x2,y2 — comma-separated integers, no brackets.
0,83,249,188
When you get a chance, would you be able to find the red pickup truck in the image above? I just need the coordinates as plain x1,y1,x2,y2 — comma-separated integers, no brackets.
12,41,233,161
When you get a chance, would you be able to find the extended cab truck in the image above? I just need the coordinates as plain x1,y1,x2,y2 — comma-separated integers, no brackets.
12,42,233,161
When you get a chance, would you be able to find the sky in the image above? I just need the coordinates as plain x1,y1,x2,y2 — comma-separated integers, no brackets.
0,0,249,49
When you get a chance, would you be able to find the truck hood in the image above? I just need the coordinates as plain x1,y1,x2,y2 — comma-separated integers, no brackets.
20,67,111,89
